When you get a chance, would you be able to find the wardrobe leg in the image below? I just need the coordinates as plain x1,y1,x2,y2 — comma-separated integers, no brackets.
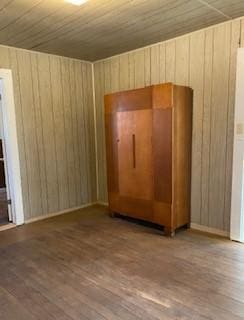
164,227,175,237
109,210,115,218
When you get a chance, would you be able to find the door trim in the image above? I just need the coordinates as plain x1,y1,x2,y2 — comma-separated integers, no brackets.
0,69,24,226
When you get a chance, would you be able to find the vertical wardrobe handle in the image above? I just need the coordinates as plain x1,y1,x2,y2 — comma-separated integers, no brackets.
132,134,136,168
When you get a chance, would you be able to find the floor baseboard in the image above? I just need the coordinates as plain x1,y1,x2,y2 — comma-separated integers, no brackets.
190,223,229,238
0,223,16,232
96,201,109,206
25,202,97,224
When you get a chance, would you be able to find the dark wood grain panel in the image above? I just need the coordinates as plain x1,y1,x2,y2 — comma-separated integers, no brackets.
173,86,193,228
105,83,192,235
116,86,152,112
152,82,173,109
117,109,153,201
104,113,119,193
153,108,172,203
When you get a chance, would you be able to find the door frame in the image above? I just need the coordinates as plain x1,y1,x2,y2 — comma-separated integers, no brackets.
0,69,24,226
0,99,12,222
230,48,244,243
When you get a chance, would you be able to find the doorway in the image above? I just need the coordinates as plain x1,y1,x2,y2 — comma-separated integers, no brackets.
0,81,12,226
0,69,24,227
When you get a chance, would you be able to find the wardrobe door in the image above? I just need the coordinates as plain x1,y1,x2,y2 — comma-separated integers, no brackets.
117,109,153,201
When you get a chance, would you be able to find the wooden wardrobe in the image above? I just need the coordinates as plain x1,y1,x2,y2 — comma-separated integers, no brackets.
104,83,193,236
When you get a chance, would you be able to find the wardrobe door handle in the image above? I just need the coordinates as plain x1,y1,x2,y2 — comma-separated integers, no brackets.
132,134,136,168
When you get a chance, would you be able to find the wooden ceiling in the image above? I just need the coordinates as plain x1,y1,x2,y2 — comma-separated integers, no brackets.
0,0,243,61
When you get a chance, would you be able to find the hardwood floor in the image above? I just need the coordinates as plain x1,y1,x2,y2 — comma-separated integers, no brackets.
0,205,244,320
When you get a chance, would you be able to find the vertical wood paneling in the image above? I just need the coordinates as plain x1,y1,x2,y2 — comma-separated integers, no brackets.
60,58,76,208
37,54,59,213
209,23,231,230
94,62,104,201
224,20,241,231
8,48,31,219
159,43,166,83
0,46,10,67
241,19,244,46
150,45,160,84
201,28,214,227
134,50,145,88
77,61,89,203
94,18,243,232
144,47,151,86
119,54,129,91
69,59,82,206
110,57,120,93
189,31,205,225
165,41,176,83
49,55,69,210
17,50,42,219
0,44,95,220
175,36,190,85
128,53,135,89
85,63,97,202
30,53,48,215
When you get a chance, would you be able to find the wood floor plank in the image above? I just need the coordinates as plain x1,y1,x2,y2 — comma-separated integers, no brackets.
0,205,244,320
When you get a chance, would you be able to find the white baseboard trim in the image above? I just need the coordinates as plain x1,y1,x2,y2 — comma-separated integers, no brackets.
0,223,16,232
190,223,230,238
97,201,109,206
25,202,97,224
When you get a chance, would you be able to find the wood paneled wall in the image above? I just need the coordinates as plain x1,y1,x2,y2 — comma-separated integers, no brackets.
0,45,96,220
93,18,244,232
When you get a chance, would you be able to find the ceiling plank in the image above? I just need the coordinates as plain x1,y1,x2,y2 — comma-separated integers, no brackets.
0,0,243,60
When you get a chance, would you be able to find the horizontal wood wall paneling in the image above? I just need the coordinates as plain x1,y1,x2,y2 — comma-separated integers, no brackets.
189,31,205,225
